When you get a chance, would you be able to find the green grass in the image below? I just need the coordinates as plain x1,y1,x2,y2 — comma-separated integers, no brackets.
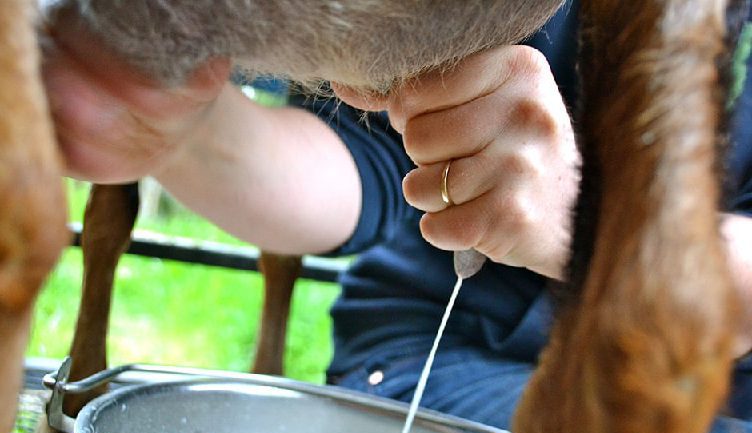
26,86,342,384
16,86,339,433
27,180,341,384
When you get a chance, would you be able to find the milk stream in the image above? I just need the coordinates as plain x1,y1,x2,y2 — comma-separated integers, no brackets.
400,275,465,433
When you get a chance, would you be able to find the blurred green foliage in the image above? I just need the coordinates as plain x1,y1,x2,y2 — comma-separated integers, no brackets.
28,170,339,384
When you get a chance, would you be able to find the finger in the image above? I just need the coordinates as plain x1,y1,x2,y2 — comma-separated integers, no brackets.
403,154,498,213
419,192,524,256
387,45,549,132
400,85,512,165
331,82,390,112
402,83,565,167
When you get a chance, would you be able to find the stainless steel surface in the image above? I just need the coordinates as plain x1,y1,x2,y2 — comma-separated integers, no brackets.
43,361,509,433
75,379,507,433
46,357,75,433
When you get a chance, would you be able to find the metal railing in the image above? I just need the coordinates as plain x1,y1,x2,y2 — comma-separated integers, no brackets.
67,222,348,283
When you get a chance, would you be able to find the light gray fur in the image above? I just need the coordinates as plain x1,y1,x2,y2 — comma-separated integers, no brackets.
51,0,564,91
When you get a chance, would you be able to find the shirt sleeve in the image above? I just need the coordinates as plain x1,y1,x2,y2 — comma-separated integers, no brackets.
728,23,752,217
288,91,419,255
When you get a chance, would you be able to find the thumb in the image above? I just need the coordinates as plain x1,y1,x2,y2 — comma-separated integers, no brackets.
330,82,391,112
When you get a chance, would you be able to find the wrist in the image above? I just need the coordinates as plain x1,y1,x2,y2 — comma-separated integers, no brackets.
721,213,752,357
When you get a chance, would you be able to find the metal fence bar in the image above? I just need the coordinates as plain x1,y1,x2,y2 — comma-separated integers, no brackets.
67,223,346,283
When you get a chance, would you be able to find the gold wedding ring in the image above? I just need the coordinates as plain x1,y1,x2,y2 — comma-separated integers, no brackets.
441,160,454,206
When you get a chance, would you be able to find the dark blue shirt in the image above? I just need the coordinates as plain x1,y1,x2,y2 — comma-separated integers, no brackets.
290,0,752,377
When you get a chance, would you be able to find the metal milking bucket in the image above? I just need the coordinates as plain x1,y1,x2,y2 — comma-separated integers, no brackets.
42,358,510,433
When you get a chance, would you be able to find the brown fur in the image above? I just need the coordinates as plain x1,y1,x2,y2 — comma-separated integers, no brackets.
0,0,67,431
36,0,568,422
63,183,138,416
62,186,300,416
0,0,745,432
513,1,741,432
254,253,302,376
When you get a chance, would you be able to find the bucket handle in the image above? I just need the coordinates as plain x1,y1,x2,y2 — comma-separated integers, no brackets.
43,357,75,433
42,357,511,433
42,358,333,432
42,357,253,432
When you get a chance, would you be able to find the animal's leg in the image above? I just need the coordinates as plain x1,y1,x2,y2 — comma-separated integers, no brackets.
513,1,743,433
0,0,68,432
252,252,301,375
63,183,138,417
0,311,34,433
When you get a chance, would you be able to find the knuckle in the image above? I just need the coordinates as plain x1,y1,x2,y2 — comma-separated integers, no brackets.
499,194,534,232
508,46,549,77
498,149,543,179
509,98,560,140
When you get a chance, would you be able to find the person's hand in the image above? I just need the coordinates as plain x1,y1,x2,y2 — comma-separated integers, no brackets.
42,6,230,183
334,46,580,280
720,213,752,358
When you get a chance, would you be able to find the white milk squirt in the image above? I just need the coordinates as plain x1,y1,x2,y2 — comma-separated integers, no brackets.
400,249,487,433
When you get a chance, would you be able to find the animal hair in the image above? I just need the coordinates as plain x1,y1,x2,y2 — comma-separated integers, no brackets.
514,1,747,432
49,0,564,92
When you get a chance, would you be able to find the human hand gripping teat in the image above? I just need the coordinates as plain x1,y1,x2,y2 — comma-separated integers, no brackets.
334,45,582,281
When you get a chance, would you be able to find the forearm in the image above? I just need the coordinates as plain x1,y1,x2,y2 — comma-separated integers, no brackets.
155,84,362,254
724,213,752,292
721,213,752,354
